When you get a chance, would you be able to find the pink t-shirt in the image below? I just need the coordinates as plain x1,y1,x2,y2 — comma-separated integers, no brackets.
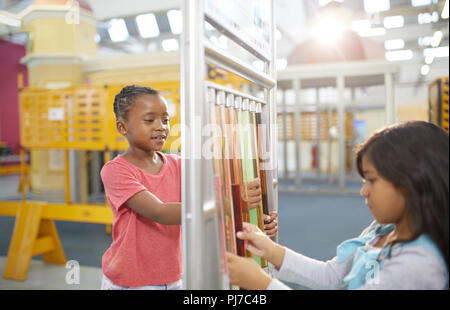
100,152,182,287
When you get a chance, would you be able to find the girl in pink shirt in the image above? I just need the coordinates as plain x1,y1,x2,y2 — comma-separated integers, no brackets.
100,85,275,290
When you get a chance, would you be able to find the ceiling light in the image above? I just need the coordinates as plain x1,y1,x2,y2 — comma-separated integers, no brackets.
136,13,160,38
418,36,433,46
431,31,443,47
364,0,390,13
167,10,182,35
383,15,404,29
411,0,431,6
418,11,440,24
358,27,387,37
108,19,129,42
384,39,405,50
385,49,413,61
161,39,179,52
420,64,430,75
424,46,449,58
442,0,449,19
425,54,435,64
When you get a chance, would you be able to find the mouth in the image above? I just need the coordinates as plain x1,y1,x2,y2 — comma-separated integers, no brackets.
151,135,167,142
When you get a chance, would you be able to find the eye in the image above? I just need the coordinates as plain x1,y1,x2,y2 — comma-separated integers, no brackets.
144,119,154,123
162,118,170,124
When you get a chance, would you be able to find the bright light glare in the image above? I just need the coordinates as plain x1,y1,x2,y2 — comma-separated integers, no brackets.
314,18,344,44
431,31,443,47
385,49,413,61
364,0,390,13
167,10,182,34
384,39,405,50
108,19,129,42
425,54,435,64
420,64,430,75
352,19,371,32
424,46,449,58
411,0,431,6
161,39,179,51
358,27,386,37
383,15,404,29
136,13,160,38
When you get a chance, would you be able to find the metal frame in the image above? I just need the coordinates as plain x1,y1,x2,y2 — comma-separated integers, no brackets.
181,0,277,289
277,60,399,194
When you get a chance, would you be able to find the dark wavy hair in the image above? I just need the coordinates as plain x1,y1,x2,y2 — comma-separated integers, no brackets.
355,121,449,271
113,85,159,120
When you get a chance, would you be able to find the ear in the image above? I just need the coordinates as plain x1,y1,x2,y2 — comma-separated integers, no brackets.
116,120,128,136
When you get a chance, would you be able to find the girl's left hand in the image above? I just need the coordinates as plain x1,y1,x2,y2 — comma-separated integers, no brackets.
246,178,262,210
226,252,272,290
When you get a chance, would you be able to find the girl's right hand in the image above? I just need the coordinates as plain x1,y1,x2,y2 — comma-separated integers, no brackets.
237,222,285,270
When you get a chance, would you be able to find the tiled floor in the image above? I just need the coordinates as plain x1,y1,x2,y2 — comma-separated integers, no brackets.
0,256,102,290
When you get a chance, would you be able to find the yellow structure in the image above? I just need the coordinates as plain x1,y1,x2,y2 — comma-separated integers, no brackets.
429,77,449,133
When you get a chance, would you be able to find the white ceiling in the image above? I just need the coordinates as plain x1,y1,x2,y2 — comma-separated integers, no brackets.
0,0,448,84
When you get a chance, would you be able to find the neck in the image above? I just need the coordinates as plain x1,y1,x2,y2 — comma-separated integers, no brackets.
124,147,159,164
391,215,414,242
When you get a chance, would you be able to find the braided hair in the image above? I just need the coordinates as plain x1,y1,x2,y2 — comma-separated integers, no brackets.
113,85,159,120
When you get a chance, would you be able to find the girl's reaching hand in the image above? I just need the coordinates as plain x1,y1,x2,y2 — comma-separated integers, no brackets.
226,253,272,290
237,222,285,269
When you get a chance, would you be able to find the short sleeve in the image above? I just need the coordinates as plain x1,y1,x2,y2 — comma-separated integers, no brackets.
100,161,147,211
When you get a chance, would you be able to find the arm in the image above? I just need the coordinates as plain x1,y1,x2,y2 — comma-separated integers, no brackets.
125,190,181,225
237,222,354,289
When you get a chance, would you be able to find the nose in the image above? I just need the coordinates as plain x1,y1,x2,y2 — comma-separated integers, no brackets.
360,182,369,198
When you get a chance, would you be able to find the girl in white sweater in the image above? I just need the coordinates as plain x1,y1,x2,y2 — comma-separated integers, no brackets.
226,121,449,290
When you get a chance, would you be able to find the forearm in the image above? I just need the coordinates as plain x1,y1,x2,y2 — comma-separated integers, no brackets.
271,247,352,290
152,202,181,225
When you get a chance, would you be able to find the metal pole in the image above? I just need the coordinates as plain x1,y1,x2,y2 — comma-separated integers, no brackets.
337,76,346,190
327,102,333,186
268,0,279,245
385,73,396,125
315,88,321,181
293,79,302,188
181,0,206,289
282,89,288,179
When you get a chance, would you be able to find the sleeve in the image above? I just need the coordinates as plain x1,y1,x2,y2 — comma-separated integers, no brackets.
358,247,448,290
270,247,354,290
100,161,147,211
266,278,292,290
